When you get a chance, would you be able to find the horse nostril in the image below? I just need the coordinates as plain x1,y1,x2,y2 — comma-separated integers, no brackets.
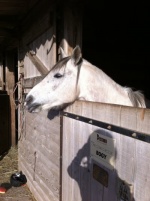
25,95,34,105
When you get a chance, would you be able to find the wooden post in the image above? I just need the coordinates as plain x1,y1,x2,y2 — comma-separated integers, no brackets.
0,54,4,90
63,6,82,55
5,51,16,146
27,51,49,75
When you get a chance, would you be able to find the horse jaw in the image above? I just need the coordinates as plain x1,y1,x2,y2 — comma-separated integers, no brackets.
25,83,78,113
25,99,67,113
41,102,72,112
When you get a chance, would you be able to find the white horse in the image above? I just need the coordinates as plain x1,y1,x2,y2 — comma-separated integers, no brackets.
24,45,146,113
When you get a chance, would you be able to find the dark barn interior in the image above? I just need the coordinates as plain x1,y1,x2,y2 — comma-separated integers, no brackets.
0,0,42,151
83,1,150,99
0,0,150,98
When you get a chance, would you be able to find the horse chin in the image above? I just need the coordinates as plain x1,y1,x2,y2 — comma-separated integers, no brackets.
27,102,73,113
51,105,65,111
31,107,42,113
41,103,71,111
48,102,73,112
26,103,42,113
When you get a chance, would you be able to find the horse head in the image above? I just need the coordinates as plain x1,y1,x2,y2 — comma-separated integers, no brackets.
24,46,82,113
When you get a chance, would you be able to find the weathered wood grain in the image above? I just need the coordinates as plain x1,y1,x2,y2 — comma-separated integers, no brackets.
18,13,59,201
5,51,16,146
27,52,48,75
62,101,150,201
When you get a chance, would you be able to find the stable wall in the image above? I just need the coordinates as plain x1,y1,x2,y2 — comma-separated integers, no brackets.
62,101,150,201
18,3,61,201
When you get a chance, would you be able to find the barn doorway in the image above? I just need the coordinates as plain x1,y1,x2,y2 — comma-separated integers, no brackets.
82,2,150,99
0,49,19,155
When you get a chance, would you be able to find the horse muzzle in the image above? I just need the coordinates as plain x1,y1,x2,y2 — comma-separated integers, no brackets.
24,95,41,113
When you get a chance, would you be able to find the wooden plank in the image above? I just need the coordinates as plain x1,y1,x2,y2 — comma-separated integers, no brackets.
0,56,4,89
64,101,150,136
19,142,60,201
5,50,16,146
62,117,92,201
27,51,49,75
18,4,58,201
134,140,150,200
18,110,60,201
63,101,150,201
0,78,2,87
23,27,56,80
19,157,54,201
24,75,45,89
17,58,24,142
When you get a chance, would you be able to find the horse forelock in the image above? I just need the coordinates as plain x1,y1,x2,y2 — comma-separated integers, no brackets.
51,56,71,71
126,87,146,108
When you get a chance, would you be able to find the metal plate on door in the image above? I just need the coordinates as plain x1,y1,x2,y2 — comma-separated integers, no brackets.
93,163,108,187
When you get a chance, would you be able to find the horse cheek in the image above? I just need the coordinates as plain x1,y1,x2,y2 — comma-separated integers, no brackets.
52,85,57,91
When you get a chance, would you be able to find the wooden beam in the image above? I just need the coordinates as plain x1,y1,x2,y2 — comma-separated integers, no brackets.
24,75,45,89
5,51,16,146
0,79,2,87
0,55,3,89
27,51,49,75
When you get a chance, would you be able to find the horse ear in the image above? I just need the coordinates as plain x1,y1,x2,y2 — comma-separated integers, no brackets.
71,45,82,66
59,47,67,59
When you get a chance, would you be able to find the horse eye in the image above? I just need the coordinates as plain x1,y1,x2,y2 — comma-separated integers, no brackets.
54,73,62,78
54,73,63,78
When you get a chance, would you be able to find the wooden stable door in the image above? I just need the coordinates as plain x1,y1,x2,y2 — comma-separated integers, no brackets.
0,91,10,155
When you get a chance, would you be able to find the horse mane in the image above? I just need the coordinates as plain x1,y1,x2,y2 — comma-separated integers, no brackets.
125,87,146,108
